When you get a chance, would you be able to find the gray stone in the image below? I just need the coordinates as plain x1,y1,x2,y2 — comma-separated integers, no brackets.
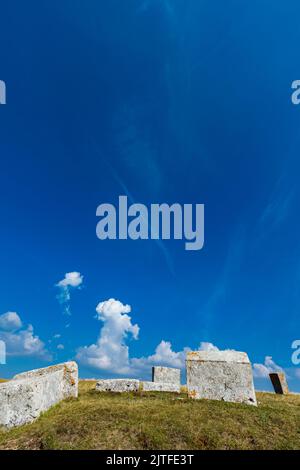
186,350,257,406
142,381,180,393
95,379,140,393
269,372,289,395
152,366,181,386
0,362,78,428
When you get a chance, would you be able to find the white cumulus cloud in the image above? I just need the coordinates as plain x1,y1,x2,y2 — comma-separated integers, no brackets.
199,341,219,352
130,340,190,375
57,272,83,288
131,340,220,376
0,312,22,331
76,298,221,378
0,312,50,359
76,298,139,375
253,356,283,378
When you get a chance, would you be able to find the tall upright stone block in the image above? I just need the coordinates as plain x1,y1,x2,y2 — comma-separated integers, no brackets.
269,372,289,395
186,350,257,406
152,366,181,386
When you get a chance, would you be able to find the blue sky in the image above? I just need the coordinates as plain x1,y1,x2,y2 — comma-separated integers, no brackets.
0,0,300,391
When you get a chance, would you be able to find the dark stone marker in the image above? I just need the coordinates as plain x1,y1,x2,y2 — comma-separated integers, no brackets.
269,372,289,395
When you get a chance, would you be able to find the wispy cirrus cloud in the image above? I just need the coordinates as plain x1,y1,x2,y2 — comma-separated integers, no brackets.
257,171,296,237
136,0,175,24
259,188,295,233
56,271,83,316
200,229,246,337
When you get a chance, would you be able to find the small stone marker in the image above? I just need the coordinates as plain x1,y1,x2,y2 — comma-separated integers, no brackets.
152,366,181,386
269,372,289,395
95,379,140,393
186,350,257,406
0,362,78,428
142,381,180,393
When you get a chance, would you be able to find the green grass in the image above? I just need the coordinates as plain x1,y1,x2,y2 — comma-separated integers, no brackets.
0,381,299,450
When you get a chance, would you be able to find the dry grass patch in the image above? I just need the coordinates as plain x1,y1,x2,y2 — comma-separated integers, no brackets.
0,381,299,450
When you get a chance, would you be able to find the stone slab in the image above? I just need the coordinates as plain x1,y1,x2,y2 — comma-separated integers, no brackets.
152,366,181,385
142,381,180,393
0,362,78,428
95,379,140,393
269,372,289,395
186,350,257,406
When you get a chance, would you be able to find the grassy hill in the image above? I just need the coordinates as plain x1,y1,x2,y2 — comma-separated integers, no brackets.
0,380,299,450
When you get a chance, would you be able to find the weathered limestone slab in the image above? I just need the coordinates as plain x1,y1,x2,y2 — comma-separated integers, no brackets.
0,362,78,428
186,350,257,406
152,366,181,386
142,381,180,393
95,379,140,393
269,372,289,395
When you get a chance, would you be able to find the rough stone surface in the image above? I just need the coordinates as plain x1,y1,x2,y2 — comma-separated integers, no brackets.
142,381,180,393
269,372,289,395
0,362,78,428
95,379,140,393
152,366,181,385
186,350,257,406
